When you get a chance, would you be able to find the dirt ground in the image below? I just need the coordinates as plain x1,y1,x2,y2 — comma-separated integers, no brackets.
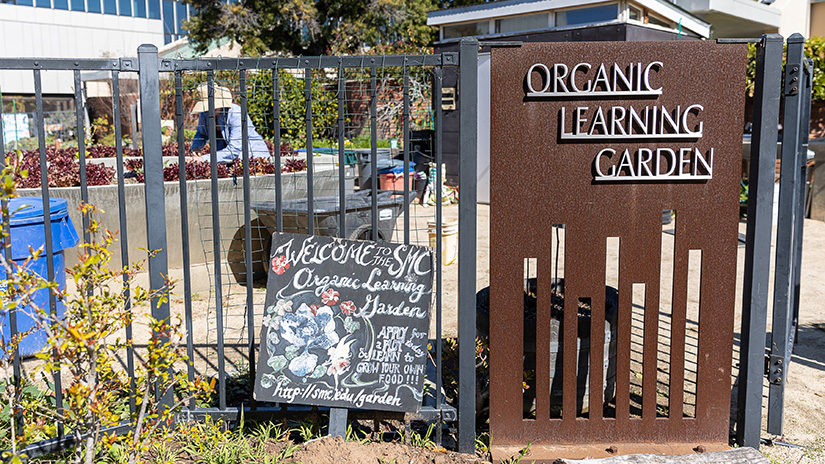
288,436,487,464
757,218,825,463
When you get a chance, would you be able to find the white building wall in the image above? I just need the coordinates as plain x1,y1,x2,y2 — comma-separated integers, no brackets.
772,0,811,37
0,3,164,95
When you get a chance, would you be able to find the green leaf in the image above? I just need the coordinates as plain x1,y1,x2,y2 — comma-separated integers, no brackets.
267,355,287,373
344,316,360,334
284,345,300,360
310,365,326,378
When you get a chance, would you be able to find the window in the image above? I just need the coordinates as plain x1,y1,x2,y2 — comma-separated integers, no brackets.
35,0,50,8
628,5,642,21
70,0,84,11
147,0,159,18
17,0,34,6
133,0,146,17
103,0,116,15
118,0,131,15
495,13,548,34
555,3,618,27
162,0,175,41
53,0,68,9
648,13,671,28
176,1,187,34
443,20,490,39
87,0,100,13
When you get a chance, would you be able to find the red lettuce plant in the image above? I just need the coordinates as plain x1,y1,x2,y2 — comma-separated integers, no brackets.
6,149,114,188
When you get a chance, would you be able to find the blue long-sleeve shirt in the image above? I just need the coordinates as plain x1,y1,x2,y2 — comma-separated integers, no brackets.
190,104,271,163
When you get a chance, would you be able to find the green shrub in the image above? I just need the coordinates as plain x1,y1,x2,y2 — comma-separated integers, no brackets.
247,70,339,143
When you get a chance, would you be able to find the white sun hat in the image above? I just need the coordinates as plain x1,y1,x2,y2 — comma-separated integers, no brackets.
191,83,234,114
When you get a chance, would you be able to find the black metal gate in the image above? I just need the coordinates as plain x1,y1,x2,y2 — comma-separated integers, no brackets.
0,38,481,458
735,33,813,447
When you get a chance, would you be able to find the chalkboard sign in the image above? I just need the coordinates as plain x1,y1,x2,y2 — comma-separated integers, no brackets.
253,233,434,412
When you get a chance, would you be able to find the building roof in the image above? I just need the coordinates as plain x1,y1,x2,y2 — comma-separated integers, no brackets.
428,0,711,39
670,0,780,37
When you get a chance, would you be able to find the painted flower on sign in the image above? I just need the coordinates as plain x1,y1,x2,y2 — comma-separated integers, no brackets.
327,336,356,377
321,288,339,305
271,255,290,275
339,300,355,316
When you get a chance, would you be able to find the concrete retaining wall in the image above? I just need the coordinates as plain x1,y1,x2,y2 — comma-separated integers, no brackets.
17,168,340,272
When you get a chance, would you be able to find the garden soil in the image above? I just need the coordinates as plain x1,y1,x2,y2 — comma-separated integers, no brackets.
287,436,488,464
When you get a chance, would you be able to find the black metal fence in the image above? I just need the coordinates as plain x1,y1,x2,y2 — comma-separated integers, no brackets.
0,38,480,458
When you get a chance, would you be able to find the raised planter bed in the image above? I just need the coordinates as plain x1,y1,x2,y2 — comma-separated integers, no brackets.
18,168,341,272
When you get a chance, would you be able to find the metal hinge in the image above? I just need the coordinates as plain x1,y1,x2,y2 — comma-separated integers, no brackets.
767,354,784,385
784,63,801,96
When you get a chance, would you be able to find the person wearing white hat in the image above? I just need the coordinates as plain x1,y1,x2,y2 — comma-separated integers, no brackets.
190,83,271,163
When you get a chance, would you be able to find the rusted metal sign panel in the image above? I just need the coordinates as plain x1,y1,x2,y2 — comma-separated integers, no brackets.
489,42,746,460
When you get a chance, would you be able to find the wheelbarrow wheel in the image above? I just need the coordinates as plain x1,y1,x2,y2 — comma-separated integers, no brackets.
228,218,272,285
348,225,387,242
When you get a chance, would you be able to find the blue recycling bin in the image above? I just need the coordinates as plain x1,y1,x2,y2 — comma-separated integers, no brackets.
0,197,79,356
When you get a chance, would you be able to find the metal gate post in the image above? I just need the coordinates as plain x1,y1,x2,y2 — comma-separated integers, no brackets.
792,58,813,346
736,33,783,449
137,44,173,409
457,37,478,455
767,33,805,436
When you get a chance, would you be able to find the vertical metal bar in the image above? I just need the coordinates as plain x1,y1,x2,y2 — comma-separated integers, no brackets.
433,66,444,446
792,58,813,345
329,407,347,438
338,63,347,238
403,64,410,245
206,70,227,411
304,68,314,235
240,70,257,410
457,37,478,454
329,62,350,438
138,44,172,409
736,33,784,449
768,33,804,436
35,69,64,438
0,74,22,440
273,67,283,232
112,71,136,418
174,71,196,410
370,67,378,240
73,70,90,245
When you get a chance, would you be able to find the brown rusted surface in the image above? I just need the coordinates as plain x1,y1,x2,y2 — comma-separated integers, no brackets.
489,442,731,463
489,41,746,450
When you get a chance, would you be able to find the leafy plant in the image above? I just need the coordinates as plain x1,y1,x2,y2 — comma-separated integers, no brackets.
247,69,339,142
5,203,216,464
474,432,490,457
500,443,533,464
0,165,57,461
404,422,437,450
281,158,307,173
6,148,114,188
295,421,323,442
345,424,370,444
